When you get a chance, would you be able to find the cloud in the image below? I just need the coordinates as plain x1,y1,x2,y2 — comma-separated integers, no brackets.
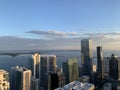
26,30,120,40
26,30,81,38
82,32,120,40
0,30,120,50
26,30,65,37
0,34,120,51
83,32,120,37
0,36,81,50
106,32,120,35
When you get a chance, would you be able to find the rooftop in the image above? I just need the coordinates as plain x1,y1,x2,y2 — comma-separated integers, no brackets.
41,54,56,57
0,69,8,75
55,81,94,90
11,66,29,72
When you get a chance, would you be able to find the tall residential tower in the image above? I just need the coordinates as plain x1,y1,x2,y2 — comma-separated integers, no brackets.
10,66,31,90
0,70,9,90
40,55,57,89
29,53,40,79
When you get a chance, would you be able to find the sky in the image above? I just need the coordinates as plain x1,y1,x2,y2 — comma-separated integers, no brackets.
0,0,120,50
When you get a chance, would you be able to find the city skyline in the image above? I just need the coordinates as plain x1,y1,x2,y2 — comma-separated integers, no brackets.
0,38,120,89
0,0,120,50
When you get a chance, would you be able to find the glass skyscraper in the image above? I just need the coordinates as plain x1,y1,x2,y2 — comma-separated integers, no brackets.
81,39,92,76
62,58,79,84
109,54,120,80
97,46,103,80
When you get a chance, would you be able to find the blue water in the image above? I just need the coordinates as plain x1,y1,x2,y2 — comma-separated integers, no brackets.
0,50,120,73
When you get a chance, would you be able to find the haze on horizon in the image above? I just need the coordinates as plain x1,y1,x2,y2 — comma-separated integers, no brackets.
0,0,120,50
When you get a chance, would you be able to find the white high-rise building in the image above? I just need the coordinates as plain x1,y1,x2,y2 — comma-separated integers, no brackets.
29,53,40,79
0,69,9,90
11,66,31,90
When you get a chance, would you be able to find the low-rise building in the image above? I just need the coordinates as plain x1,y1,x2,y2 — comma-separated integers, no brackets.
55,81,94,90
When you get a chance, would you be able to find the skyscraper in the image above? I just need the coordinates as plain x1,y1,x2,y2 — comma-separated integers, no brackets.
11,66,31,90
31,76,39,90
0,69,9,90
62,58,79,84
45,69,65,90
109,54,120,80
40,55,57,89
103,57,109,74
97,46,103,79
29,53,40,79
81,39,92,76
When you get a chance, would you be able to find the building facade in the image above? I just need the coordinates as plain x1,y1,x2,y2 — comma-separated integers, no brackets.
31,77,39,90
29,53,40,79
81,39,92,76
40,55,57,89
0,70,9,90
103,57,109,75
45,69,65,90
10,66,31,90
109,54,120,80
62,58,79,84
97,46,103,80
